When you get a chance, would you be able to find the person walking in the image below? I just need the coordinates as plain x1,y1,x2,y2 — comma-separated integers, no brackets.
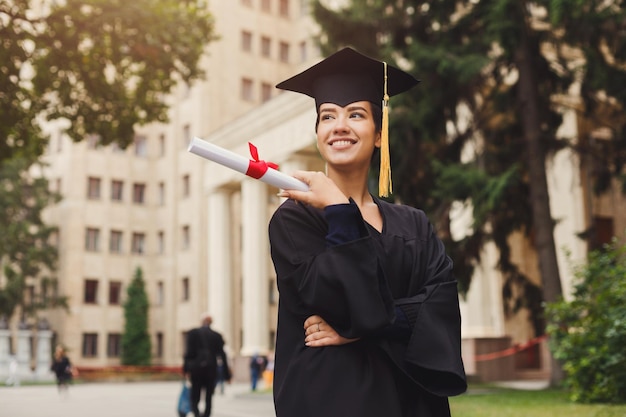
50,345,74,395
183,313,231,417
269,47,467,417
249,352,268,391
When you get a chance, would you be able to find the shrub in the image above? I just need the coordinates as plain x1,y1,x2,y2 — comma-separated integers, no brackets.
546,241,626,403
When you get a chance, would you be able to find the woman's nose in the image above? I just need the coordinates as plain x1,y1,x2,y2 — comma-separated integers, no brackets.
333,115,349,132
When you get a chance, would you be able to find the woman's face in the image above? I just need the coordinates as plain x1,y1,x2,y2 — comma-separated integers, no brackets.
316,101,380,169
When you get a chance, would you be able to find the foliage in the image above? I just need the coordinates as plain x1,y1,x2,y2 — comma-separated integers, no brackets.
546,242,626,403
121,266,151,366
1,0,217,164
0,157,66,321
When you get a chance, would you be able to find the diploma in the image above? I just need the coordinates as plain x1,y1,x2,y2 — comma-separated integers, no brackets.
187,136,309,192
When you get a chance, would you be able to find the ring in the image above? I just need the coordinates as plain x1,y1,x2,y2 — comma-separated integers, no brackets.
317,323,321,332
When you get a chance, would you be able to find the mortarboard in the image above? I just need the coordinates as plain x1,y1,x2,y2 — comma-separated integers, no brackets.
276,47,419,197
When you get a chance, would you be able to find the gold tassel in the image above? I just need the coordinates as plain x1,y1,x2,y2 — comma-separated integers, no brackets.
379,62,392,197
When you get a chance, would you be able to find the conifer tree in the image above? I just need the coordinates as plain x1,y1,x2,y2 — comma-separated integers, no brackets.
121,266,151,366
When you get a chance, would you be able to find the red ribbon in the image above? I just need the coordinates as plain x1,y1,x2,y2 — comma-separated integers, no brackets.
245,142,279,179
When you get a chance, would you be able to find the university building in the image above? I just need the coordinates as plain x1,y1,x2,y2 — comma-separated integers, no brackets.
6,0,624,382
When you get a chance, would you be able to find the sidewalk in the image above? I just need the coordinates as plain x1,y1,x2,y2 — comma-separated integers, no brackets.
0,380,275,417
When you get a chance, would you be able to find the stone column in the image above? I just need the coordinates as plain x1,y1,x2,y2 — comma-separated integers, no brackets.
207,189,233,346
16,322,32,381
240,179,270,356
35,320,53,381
0,318,10,381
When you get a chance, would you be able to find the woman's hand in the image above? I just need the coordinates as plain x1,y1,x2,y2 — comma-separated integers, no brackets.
303,315,359,347
278,171,349,209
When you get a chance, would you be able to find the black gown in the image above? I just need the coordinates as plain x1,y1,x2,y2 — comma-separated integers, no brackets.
269,197,467,417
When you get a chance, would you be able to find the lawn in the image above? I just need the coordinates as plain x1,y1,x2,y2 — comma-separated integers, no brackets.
449,386,626,417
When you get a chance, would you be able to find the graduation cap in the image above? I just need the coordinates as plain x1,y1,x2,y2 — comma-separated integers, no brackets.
276,47,419,197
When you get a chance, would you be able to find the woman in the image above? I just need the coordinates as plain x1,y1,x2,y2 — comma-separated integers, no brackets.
269,47,467,417
50,344,74,393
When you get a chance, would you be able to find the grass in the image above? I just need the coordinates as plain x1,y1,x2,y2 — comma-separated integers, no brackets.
450,386,626,417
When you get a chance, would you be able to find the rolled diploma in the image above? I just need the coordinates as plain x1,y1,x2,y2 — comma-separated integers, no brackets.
188,137,309,192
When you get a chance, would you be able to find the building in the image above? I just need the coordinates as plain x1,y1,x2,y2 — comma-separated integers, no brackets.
36,0,319,378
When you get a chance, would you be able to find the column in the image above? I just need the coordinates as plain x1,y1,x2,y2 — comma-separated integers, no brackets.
16,322,32,381
35,320,53,381
240,179,270,356
207,189,233,347
0,318,10,381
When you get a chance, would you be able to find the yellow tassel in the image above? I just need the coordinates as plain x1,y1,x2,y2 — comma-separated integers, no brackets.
379,62,392,197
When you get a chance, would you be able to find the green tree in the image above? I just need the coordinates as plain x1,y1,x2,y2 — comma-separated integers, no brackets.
0,157,66,322
1,0,217,164
546,242,626,403
311,0,626,386
121,266,151,366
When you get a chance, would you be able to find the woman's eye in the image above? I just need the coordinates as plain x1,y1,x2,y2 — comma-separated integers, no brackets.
350,112,364,119
321,114,334,121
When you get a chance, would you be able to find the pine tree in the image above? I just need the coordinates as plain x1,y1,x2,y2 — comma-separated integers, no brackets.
121,267,151,366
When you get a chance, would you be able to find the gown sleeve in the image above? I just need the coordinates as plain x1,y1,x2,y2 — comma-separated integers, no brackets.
269,199,395,338
385,220,467,396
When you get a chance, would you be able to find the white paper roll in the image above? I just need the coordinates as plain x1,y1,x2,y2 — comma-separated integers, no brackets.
188,137,309,192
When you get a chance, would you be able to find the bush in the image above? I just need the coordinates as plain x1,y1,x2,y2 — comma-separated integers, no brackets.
546,241,626,403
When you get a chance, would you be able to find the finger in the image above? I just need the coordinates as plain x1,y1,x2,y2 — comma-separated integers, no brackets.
303,315,322,329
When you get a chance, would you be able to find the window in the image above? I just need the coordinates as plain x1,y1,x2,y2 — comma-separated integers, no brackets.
158,231,165,254
87,177,101,199
261,0,271,12
131,233,145,254
159,134,166,156
111,180,123,201
134,135,147,157
279,41,290,63
86,134,100,149
156,281,164,306
158,182,165,205
241,78,254,101
133,183,146,204
84,279,99,304
182,277,190,301
107,333,121,357
260,36,271,58
182,175,190,198
261,82,272,103
269,279,277,304
182,225,190,250
85,228,100,251
111,142,126,154
299,41,307,63
241,30,252,52
82,333,98,357
183,124,191,149
591,216,615,251
156,332,164,358
109,281,122,305
109,230,123,253
279,0,289,17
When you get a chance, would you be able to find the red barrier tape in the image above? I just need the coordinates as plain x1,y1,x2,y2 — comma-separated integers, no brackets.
474,334,548,362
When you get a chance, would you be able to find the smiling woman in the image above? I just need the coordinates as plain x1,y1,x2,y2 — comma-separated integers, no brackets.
268,47,467,417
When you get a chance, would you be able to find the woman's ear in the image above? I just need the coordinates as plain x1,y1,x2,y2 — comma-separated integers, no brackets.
374,131,382,148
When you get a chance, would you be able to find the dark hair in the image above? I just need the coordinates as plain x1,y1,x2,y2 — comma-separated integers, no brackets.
315,102,382,132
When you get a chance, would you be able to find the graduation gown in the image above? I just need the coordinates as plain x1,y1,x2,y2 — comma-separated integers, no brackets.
269,197,467,417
